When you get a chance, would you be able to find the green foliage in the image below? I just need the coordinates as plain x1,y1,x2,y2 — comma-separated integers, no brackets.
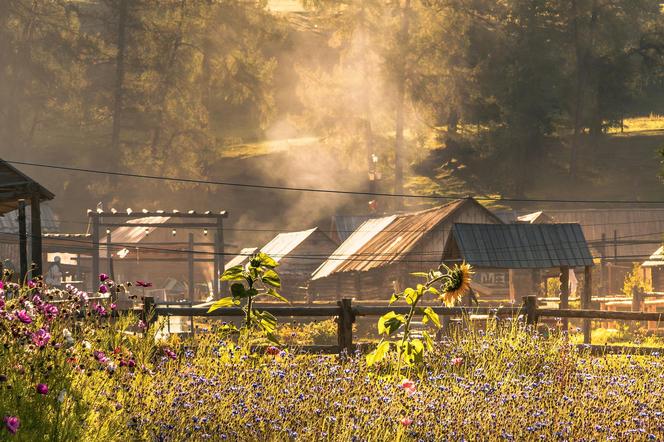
207,253,288,343
366,263,473,369
622,263,652,297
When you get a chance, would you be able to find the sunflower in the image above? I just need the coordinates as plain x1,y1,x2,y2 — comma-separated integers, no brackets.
439,262,473,307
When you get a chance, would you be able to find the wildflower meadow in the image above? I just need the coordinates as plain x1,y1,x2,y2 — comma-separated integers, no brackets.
0,265,663,441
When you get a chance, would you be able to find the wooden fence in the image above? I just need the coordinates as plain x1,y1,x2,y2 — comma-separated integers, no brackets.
143,295,664,356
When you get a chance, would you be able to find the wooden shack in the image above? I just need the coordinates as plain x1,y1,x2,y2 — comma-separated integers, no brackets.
442,223,595,313
309,198,503,301
0,159,55,278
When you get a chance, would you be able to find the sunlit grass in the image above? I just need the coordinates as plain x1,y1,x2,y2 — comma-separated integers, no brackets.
607,114,664,135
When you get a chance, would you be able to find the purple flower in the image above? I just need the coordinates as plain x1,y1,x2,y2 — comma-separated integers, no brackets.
98,285,108,294
99,273,109,282
31,295,43,306
93,304,107,317
42,304,58,320
109,303,117,311
0,297,4,310
27,280,36,289
16,310,32,324
3,416,19,434
32,329,51,348
94,350,110,364
136,280,152,288
163,348,177,360
137,320,147,330
36,383,48,395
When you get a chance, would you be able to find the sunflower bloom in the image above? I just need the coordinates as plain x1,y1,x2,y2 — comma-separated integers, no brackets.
440,262,473,306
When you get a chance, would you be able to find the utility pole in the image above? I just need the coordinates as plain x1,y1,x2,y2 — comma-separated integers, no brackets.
394,0,410,210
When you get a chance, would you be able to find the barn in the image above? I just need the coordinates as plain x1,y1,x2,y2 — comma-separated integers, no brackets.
308,198,503,301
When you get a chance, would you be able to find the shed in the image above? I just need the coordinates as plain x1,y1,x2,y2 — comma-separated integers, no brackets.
0,159,55,278
642,246,664,291
443,223,595,318
309,198,503,300
230,227,338,300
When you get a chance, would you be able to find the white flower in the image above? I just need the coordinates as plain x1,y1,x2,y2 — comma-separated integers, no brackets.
82,340,91,350
58,389,66,403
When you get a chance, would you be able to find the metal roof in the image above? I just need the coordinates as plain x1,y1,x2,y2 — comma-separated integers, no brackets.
446,223,594,269
261,227,318,262
642,246,664,267
0,160,54,214
312,198,500,279
497,208,664,261
99,216,170,255
331,215,375,242
224,247,258,270
0,204,59,233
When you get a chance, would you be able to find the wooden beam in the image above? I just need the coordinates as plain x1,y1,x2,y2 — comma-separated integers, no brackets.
91,214,100,292
30,192,42,276
583,265,592,344
18,199,27,281
559,266,570,331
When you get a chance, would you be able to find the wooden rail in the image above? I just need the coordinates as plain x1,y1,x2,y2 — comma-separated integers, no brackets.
143,295,664,355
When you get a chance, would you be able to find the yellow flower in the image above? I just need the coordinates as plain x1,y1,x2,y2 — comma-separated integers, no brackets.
439,262,473,307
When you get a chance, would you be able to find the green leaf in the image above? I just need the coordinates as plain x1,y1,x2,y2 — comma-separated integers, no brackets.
404,287,418,305
427,286,441,296
266,288,289,303
230,283,246,298
221,266,245,281
366,341,390,367
389,293,400,305
420,306,441,329
400,339,424,366
377,311,405,336
409,272,429,279
262,269,281,288
207,297,239,313
254,252,278,269
253,309,278,334
422,330,434,352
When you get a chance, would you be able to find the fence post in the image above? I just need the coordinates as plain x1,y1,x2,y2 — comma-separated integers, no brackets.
337,298,354,355
523,295,538,326
143,296,156,326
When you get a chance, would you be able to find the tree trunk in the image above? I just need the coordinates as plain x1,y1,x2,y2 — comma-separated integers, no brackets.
394,0,410,210
110,0,128,159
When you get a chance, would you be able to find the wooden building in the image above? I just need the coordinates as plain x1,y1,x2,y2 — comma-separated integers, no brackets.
642,246,664,291
309,198,503,301
442,223,595,309
0,160,55,279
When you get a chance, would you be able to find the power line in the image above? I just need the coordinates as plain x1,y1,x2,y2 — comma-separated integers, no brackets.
9,159,664,205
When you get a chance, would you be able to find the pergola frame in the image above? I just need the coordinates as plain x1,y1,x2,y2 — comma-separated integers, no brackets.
87,210,228,298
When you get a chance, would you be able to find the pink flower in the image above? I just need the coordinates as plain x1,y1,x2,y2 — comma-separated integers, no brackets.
137,320,147,330
27,280,36,289
136,280,152,288
31,295,43,306
98,285,108,294
266,346,280,356
3,416,19,434
0,297,4,310
36,383,48,395
93,304,107,316
16,310,32,324
400,378,416,396
32,329,51,348
109,303,117,311
99,273,109,282
400,417,413,427
451,357,463,367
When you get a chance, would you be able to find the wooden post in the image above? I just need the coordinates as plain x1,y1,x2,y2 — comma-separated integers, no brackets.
600,233,607,292
18,199,27,282
583,265,592,344
188,233,195,302
217,217,225,294
91,214,100,292
30,192,42,276
523,295,538,326
559,266,570,331
613,230,618,262
631,285,642,312
337,298,354,354
143,296,155,326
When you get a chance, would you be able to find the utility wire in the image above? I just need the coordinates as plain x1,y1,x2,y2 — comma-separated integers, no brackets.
8,159,664,205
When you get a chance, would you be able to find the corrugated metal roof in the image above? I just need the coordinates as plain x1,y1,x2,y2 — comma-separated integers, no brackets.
331,215,375,242
448,223,594,269
100,217,170,254
643,246,664,267
498,208,664,260
224,247,258,270
0,204,59,233
261,228,318,262
312,198,495,279
312,215,397,280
